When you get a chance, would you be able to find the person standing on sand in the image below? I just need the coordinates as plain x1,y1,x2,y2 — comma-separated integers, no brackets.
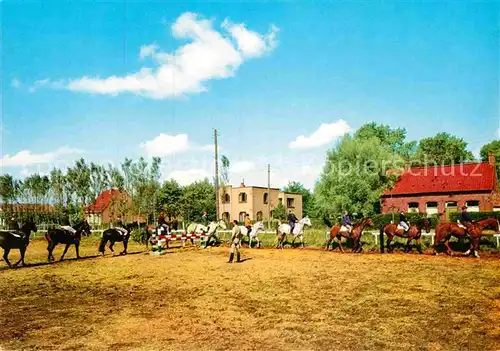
228,219,243,263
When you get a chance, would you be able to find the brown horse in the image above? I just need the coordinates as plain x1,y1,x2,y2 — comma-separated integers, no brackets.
434,217,499,257
380,218,431,254
326,218,374,253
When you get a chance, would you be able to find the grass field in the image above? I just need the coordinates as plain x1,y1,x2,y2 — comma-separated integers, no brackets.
1,237,499,351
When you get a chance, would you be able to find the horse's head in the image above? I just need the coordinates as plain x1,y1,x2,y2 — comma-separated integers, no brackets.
254,221,265,231
21,220,38,235
364,218,374,227
217,219,227,230
78,220,92,236
477,217,500,232
301,217,312,227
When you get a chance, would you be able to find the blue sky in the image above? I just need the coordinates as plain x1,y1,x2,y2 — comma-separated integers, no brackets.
1,1,498,189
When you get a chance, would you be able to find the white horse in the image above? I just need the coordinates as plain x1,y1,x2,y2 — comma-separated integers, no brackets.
204,219,227,248
276,217,312,249
240,221,266,248
187,223,209,235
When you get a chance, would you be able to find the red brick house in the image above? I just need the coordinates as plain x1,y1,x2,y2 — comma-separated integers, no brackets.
86,189,143,225
381,153,499,220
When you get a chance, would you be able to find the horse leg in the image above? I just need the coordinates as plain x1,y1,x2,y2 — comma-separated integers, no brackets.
300,235,304,249
337,236,345,253
444,236,453,256
3,248,12,268
75,241,81,259
404,238,412,253
122,239,128,255
256,237,261,249
386,235,393,253
13,246,27,267
472,237,480,258
47,242,54,261
248,236,252,249
291,236,296,248
416,238,423,254
109,241,115,253
325,237,332,251
60,244,70,261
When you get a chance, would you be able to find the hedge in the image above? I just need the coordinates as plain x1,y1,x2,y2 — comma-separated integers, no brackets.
448,211,500,223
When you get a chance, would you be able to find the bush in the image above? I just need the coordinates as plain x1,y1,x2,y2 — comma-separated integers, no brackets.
371,213,440,229
448,211,500,223
131,228,149,244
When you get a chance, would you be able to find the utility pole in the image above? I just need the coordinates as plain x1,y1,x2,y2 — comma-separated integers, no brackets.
267,164,271,229
214,129,220,220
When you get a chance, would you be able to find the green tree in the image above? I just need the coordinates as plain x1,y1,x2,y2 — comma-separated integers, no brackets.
0,174,18,217
180,179,216,222
66,158,92,215
271,201,287,221
480,140,500,186
314,134,401,219
282,181,314,217
158,179,182,220
355,122,417,159
90,163,109,202
50,168,67,208
413,132,474,166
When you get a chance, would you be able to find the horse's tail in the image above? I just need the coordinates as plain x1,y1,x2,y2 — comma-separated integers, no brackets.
379,226,385,253
98,231,109,253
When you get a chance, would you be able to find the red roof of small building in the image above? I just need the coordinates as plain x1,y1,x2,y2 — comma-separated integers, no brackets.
86,189,124,213
383,162,496,196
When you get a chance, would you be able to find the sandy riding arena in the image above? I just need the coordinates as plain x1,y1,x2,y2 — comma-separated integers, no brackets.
1,239,499,350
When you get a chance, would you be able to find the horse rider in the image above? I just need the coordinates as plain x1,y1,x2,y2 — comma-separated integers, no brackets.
201,210,208,226
113,215,129,237
7,215,19,231
59,209,77,235
156,214,170,236
228,219,243,263
244,214,252,237
457,206,473,230
288,211,298,235
342,211,353,236
399,210,410,232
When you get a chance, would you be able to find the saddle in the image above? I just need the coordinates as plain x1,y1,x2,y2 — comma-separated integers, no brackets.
396,224,407,231
115,227,129,236
456,222,467,229
340,225,351,233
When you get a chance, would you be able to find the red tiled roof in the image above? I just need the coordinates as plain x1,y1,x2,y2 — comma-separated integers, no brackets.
383,162,496,196
86,189,125,213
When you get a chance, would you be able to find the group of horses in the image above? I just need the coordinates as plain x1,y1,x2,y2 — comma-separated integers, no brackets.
0,214,498,269
325,216,499,258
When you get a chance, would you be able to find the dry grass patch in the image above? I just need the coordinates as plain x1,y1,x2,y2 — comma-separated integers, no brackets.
0,238,499,350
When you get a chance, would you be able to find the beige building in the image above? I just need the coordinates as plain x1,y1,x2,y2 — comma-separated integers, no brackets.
219,182,303,222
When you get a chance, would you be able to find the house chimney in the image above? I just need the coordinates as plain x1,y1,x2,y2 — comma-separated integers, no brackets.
488,152,496,167
240,178,245,187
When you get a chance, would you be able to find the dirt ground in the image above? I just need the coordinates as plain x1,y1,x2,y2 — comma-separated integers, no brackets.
0,238,499,351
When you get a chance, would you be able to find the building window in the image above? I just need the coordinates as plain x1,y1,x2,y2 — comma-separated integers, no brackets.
224,193,230,203
222,212,230,222
239,192,247,203
239,212,246,222
426,202,438,215
256,211,263,221
287,198,295,208
466,200,480,212
279,197,283,204
408,202,419,213
446,202,458,208
263,193,268,204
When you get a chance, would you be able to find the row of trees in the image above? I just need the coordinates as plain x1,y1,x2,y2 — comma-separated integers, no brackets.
1,123,498,226
314,123,500,219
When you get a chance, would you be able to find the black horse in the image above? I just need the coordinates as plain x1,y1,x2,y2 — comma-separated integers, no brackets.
45,220,92,262
0,221,38,268
98,223,137,255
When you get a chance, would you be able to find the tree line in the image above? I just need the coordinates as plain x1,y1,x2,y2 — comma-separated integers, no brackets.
1,122,498,226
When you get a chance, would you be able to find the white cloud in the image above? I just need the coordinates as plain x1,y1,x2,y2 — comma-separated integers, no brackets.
11,78,21,88
139,43,159,59
39,13,278,99
167,168,211,186
230,160,255,173
0,146,83,167
221,20,278,58
140,133,190,157
289,119,351,150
